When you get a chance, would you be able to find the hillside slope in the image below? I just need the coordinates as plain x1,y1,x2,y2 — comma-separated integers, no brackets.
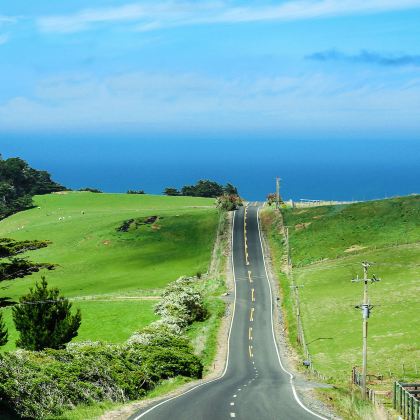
0,192,219,351
262,195,420,418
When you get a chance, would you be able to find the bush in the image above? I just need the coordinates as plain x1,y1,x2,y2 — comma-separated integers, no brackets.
154,277,208,326
0,276,206,418
216,194,243,211
0,339,203,418
127,190,145,194
0,311,8,346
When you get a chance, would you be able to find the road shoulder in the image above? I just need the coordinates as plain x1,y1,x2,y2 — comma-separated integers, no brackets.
259,209,340,420
99,211,235,420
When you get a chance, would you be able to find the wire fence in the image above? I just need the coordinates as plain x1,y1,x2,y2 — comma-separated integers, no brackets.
394,382,420,420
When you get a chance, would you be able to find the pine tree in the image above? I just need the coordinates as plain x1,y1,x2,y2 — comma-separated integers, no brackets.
12,277,81,351
0,310,8,346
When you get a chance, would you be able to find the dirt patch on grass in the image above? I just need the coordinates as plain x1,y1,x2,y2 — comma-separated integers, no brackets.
344,244,367,253
295,222,312,230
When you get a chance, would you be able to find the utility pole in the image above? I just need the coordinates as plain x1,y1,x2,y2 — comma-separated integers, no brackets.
352,262,380,399
275,177,280,209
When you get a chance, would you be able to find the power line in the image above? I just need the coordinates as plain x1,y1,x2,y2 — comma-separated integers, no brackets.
351,261,381,399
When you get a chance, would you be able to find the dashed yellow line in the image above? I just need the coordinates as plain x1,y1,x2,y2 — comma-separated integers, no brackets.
248,270,252,283
244,209,249,265
248,345,254,358
249,327,253,341
250,307,254,322
251,288,255,302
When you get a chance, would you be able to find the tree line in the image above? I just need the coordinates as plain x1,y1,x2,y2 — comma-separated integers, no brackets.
164,179,238,198
0,155,65,220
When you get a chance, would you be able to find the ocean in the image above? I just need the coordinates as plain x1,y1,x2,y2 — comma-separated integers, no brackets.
1,135,419,201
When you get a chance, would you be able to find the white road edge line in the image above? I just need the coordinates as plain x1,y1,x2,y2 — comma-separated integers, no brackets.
133,211,239,419
256,208,328,420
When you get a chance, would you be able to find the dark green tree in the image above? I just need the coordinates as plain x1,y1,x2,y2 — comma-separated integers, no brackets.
164,187,180,196
0,156,65,219
181,180,225,198
13,277,81,350
224,183,238,195
0,310,8,346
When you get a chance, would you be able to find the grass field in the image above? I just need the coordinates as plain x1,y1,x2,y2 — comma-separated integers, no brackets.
0,192,219,351
262,195,420,417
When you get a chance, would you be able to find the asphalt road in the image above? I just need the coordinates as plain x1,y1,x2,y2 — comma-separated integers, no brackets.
131,204,324,420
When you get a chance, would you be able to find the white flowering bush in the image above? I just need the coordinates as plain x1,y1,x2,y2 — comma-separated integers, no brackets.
0,277,208,419
0,336,202,418
127,322,182,346
154,276,207,326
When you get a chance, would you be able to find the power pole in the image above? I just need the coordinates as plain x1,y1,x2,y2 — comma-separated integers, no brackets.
275,177,280,209
351,262,380,399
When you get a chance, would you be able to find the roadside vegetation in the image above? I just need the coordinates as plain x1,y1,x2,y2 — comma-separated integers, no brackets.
0,185,232,418
261,195,420,419
0,275,205,418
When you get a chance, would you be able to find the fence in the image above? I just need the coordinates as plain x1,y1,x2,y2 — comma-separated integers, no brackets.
394,382,420,420
351,367,392,407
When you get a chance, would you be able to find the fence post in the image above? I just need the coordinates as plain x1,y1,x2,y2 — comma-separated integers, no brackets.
394,382,397,410
398,383,404,414
411,395,414,420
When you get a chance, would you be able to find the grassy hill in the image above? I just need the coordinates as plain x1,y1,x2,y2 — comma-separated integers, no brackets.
0,192,219,351
262,195,420,418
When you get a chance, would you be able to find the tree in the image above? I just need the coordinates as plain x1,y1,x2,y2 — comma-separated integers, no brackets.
164,187,180,196
224,183,238,195
181,180,225,198
267,193,276,206
0,157,65,219
216,194,243,211
0,310,8,346
13,277,81,350
127,189,145,194
78,187,102,193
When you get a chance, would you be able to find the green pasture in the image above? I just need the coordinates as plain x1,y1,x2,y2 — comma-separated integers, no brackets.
295,244,420,383
0,192,219,350
283,195,420,266
263,195,420,388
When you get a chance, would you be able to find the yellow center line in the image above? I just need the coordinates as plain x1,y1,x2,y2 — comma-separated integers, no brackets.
249,327,253,340
248,270,252,283
244,210,249,265
250,307,254,322
248,345,253,358
251,288,255,302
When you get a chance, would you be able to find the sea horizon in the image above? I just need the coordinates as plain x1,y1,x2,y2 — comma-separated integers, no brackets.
2,135,419,201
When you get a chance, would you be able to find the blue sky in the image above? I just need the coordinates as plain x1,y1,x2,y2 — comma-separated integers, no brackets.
1,1,420,139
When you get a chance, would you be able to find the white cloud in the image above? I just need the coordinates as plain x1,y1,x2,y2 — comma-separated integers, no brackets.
0,33,9,45
1,70,419,134
36,0,420,34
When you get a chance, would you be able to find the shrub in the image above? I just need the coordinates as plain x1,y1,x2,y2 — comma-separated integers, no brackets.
0,311,8,346
13,277,81,350
154,277,207,326
216,194,243,211
0,340,203,418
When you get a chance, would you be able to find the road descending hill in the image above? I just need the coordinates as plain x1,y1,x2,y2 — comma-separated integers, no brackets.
0,192,218,351
262,195,420,418
131,205,325,420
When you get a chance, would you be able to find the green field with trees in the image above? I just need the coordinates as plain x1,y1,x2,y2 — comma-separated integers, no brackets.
0,191,219,351
261,195,420,419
